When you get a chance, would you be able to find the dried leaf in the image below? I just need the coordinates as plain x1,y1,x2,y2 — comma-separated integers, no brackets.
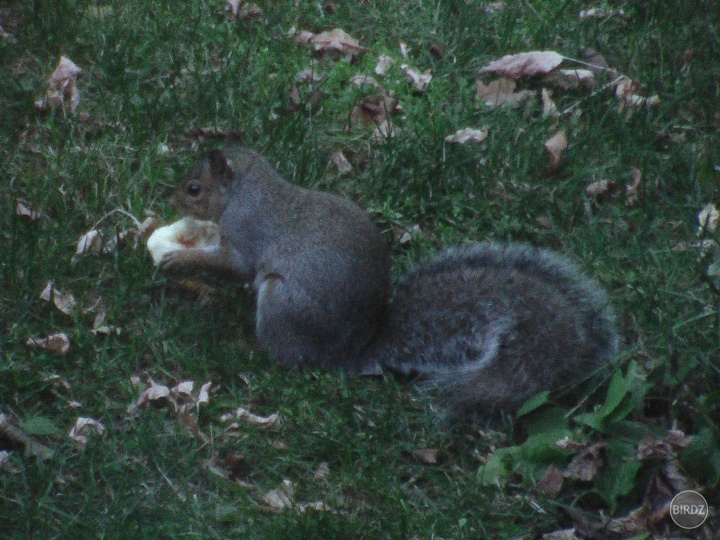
263,479,295,509
564,443,605,481
0,450,17,473
615,77,660,108
198,382,212,406
397,224,422,245
544,130,568,172
312,462,330,480
697,203,719,235
428,42,444,59
26,332,71,355
172,381,195,397
128,379,172,413
39,282,78,316
350,96,401,128
330,150,353,174
480,51,564,79
411,448,439,464
625,166,643,207
16,201,41,220
374,54,395,75
537,464,565,498
541,89,559,118
483,2,505,14
371,120,397,140
400,64,432,92
476,78,535,108
307,28,367,58
288,27,315,44
293,65,322,85
558,69,595,90
227,0,263,19
542,529,580,540
221,407,283,430
35,56,82,114
444,127,488,144
399,42,410,58
68,417,106,449
578,7,626,20
585,179,620,199
348,74,381,88
76,229,103,255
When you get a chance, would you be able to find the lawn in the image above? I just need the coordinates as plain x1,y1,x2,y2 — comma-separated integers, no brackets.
1,0,719,538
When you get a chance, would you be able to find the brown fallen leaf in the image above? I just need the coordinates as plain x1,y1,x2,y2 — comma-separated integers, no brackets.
396,224,422,245
295,28,367,59
35,56,82,114
542,529,580,540
476,78,535,108
428,41,444,59
312,462,330,481
374,54,395,75
227,0,263,20
543,69,596,91
541,89,559,118
585,179,620,200
537,464,565,498
444,127,488,144
26,332,71,355
483,2,505,14
221,407,283,430
625,166,643,207
127,379,171,413
348,74,381,88
698,203,719,235
16,201,41,220
68,417,106,449
400,64,432,92
578,7,626,20
263,479,295,510
615,77,660,109
411,448,439,464
544,130,568,172
330,150,352,174
480,50,564,79
76,229,103,255
39,281,77,315
563,442,605,481
0,450,17,473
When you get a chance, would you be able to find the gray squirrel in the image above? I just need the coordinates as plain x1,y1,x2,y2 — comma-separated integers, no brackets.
160,142,619,413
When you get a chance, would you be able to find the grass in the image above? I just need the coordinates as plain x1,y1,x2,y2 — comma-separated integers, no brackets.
2,0,719,537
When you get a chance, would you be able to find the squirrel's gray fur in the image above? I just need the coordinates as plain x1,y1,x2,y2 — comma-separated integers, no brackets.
162,142,619,414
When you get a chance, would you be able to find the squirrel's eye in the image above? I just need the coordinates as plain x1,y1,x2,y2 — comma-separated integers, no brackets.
186,183,201,197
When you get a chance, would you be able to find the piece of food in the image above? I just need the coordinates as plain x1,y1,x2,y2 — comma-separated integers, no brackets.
146,218,220,265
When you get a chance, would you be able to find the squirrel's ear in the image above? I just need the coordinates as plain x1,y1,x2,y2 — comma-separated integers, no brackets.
208,149,233,184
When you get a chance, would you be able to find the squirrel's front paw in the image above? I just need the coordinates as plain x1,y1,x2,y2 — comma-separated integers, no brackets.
159,249,189,273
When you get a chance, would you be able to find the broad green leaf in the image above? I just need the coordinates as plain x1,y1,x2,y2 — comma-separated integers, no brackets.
516,391,549,418
21,416,61,436
682,428,720,488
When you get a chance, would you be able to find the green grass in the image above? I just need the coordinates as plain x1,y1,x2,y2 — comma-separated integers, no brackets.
2,0,719,537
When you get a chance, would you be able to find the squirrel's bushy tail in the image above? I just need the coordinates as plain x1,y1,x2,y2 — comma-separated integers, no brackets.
367,243,619,413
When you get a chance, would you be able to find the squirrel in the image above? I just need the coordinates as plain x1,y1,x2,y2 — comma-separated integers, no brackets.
160,141,619,413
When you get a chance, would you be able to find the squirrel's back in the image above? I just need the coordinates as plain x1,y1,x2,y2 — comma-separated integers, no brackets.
365,242,618,413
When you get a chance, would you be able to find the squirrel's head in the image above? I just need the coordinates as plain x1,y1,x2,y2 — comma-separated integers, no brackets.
170,149,233,222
